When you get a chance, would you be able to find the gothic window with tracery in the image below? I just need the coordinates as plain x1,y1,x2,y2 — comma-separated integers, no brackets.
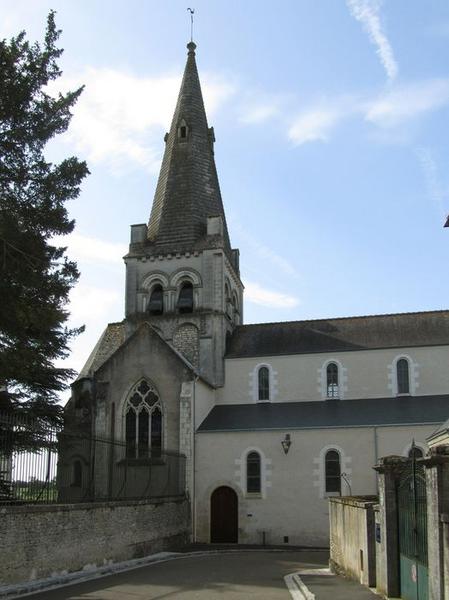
125,380,163,458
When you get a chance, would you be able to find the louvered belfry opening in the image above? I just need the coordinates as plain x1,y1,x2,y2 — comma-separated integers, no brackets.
178,282,194,313
148,285,163,315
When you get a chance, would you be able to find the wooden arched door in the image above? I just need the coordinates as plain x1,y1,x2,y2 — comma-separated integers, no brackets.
210,486,238,543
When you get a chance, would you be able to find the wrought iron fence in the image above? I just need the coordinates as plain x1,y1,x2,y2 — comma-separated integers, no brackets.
0,412,186,504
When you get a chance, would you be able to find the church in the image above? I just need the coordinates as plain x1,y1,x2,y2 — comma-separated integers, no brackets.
62,41,449,547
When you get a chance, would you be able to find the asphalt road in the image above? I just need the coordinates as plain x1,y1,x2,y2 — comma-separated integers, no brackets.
23,550,329,600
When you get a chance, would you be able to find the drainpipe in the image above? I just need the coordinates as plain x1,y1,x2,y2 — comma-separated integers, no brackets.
373,426,379,493
191,375,199,543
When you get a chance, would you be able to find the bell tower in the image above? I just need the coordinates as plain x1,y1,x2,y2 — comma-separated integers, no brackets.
124,42,243,386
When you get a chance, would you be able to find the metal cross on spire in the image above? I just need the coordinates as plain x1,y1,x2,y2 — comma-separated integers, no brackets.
187,8,195,42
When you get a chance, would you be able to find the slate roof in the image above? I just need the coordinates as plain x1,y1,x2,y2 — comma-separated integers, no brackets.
146,42,231,255
225,310,449,358
427,416,449,441
75,321,215,387
197,395,449,432
76,322,125,380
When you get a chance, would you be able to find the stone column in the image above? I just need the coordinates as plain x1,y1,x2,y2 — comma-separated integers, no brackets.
179,381,193,500
442,514,449,600
373,455,407,598
422,446,449,600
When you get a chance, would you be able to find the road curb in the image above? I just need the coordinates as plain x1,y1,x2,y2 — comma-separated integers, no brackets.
0,548,327,599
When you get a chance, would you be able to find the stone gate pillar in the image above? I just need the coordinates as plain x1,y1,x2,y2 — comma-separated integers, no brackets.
373,455,407,598
422,445,449,600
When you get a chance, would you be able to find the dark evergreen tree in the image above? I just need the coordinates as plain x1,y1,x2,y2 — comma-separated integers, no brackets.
0,12,89,425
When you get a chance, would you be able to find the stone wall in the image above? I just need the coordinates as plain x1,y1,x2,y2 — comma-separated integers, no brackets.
1,496,189,586
173,323,199,367
329,496,377,587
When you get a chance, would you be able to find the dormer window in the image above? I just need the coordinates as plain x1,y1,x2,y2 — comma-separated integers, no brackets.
148,284,163,315
178,281,194,313
178,119,189,141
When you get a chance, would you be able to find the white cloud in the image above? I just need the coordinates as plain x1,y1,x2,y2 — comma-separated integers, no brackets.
68,283,121,322
285,79,449,147
231,220,299,278
415,147,449,218
244,281,299,309
365,79,449,126
63,284,122,376
47,67,235,174
240,103,280,124
52,233,127,265
346,0,398,81
288,108,342,145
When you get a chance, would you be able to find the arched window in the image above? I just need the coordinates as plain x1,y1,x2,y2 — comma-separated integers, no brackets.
178,282,194,313
258,367,270,401
72,460,82,487
397,358,410,394
246,451,261,493
225,283,232,318
325,450,341,494
326,363,339,398
148,284,163,315
232,292,240,325
408,446,424,460
125,380,163,459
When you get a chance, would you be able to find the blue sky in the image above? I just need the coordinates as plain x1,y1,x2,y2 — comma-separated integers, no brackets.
2,0,449,376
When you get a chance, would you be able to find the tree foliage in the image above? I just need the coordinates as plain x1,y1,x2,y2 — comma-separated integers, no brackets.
0,12,88,424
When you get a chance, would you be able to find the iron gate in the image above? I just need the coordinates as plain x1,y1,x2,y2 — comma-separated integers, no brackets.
397,457,428,600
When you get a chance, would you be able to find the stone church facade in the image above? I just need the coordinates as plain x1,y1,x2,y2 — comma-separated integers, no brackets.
62,42,449,546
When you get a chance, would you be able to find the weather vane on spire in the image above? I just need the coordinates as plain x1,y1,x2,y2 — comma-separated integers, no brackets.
187,8,195,42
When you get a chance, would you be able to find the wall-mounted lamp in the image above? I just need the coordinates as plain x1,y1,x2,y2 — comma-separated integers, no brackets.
281,433,291,455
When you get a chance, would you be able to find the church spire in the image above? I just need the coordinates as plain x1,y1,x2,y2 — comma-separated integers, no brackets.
147,42,231,253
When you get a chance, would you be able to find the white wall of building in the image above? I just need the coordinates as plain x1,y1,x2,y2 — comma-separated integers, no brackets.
219,345,449,404
194,424,436,546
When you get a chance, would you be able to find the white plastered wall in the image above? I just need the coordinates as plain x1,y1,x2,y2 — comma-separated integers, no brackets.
194,424,436,546
219,345,449,405
387,353,420,396
248,363,278,403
